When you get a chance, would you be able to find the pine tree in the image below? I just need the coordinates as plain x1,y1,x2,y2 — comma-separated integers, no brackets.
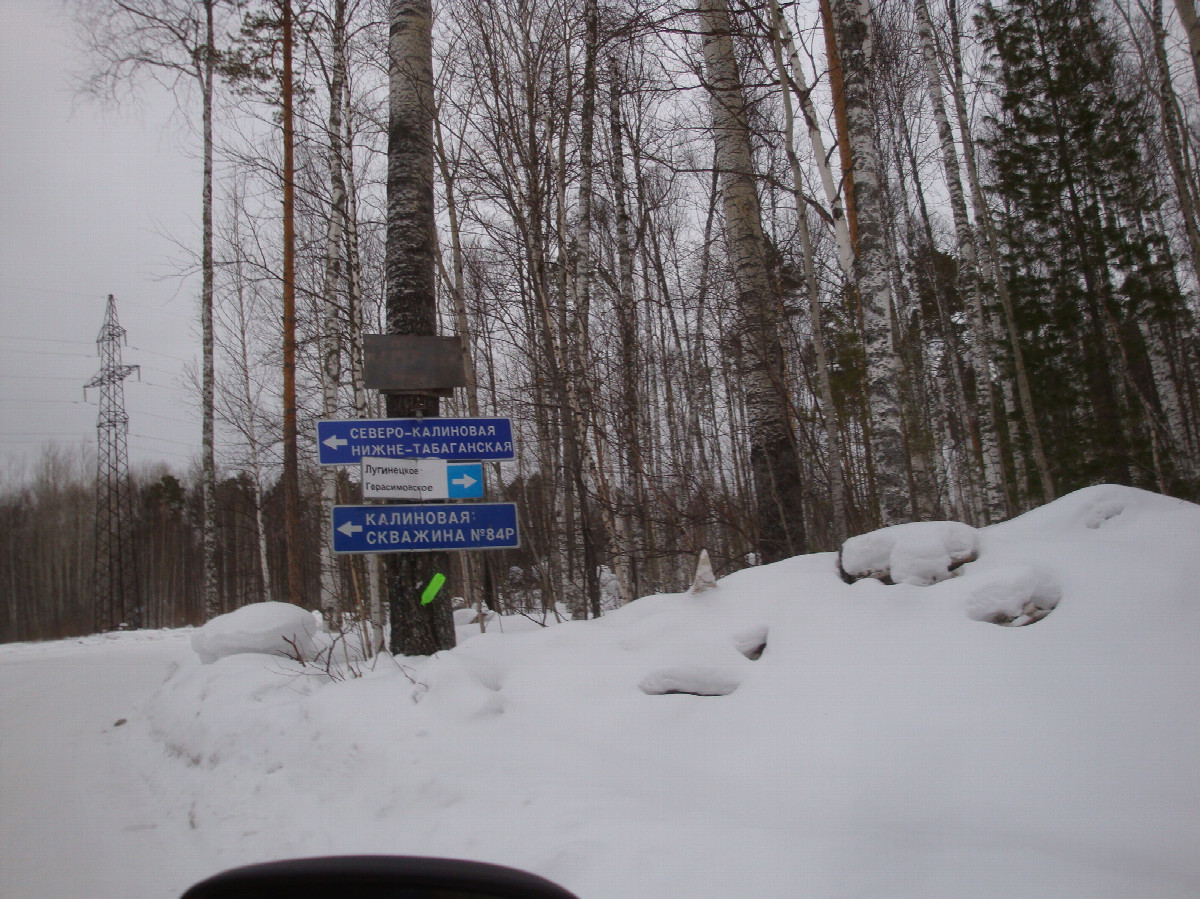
980,0,1183,491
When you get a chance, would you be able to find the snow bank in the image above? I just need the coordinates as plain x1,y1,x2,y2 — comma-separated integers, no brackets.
190,602,319,664
7,484,1200,899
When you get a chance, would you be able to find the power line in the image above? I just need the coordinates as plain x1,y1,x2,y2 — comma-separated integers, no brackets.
5,375,101,382
0,348,97,359
130,433,201,447
135,410,200,426
2,432,97,438
0,338,194,365
0,336,95,346
127,344,195,364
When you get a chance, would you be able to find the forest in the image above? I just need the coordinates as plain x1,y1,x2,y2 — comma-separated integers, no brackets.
2,0,1198,643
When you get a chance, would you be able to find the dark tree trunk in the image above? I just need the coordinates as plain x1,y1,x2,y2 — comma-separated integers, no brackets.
385,0,455,654
280,0,303,605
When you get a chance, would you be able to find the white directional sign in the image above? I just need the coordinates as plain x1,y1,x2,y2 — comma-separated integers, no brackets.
360,458,484,500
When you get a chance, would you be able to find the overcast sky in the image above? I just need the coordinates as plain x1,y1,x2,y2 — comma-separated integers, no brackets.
1,0,205,482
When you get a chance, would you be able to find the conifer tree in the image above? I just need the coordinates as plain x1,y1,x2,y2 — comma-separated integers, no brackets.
980,0,1183,491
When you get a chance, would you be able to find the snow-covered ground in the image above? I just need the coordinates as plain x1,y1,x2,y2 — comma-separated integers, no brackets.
2,484,1199,898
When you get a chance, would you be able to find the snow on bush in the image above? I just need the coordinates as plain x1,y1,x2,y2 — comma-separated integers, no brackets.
190,602,319,664
454,607,496,627
839,520,979,586
965,564,1061,626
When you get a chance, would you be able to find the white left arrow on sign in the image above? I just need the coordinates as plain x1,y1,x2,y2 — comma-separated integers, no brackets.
337,521,363,537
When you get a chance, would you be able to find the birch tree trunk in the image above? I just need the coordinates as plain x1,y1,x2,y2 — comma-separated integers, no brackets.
610,58,638,602
818,0,859,250
828,0,911,525
770,0,848,543
319,0,349,627
700,0,807,561
200,0,219,617
342,97,383,640
225,182,272,602
1172,0,1200,102
574,0,601,614
73,0,229,617
945,0,1054,503
1146,0,1200,286
773,2,854,280
434,100,486,617
914,0,1006,521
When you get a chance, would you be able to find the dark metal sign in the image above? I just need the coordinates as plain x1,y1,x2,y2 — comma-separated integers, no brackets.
363,334,465,395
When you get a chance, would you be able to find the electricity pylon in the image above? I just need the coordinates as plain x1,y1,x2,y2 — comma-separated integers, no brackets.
85,295,141,631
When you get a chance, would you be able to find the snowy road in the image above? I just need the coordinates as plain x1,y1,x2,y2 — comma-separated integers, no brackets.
0,633,204,898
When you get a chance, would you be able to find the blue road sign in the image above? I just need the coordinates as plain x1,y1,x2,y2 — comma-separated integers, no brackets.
317,417,515,465
332,503,520,554
360,458,484,500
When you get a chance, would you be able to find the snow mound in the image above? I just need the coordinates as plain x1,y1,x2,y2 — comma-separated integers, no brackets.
992,483,1188,536
639,664,742,695
731,625,769,659
634,622,761,696
839,520,979,585
190,602,319,664
965,564,1061,626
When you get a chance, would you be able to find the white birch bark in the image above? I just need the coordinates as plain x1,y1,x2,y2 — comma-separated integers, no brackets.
200,0,219,617
1172,0,1200,102
700,0,808,559
341,93,383,639
771,0,848,542
609,58,638,604
224,184,271,603
772,1,855,280
1140,320,1198,480
829,0,910,525
914,0,1006,522
945,0,1055,503
1145,0,1200,288
319,0,349,626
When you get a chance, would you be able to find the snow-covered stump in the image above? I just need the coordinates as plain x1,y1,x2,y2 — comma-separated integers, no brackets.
689,549,718,594
966,565,1061,627
838,521,979,586
837,519,1063,626
190,602,319,664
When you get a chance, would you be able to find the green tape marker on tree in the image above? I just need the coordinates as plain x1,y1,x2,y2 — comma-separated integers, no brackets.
421,572,447,606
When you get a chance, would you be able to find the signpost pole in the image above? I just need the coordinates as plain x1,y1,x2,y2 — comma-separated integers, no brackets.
384,0,454,656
